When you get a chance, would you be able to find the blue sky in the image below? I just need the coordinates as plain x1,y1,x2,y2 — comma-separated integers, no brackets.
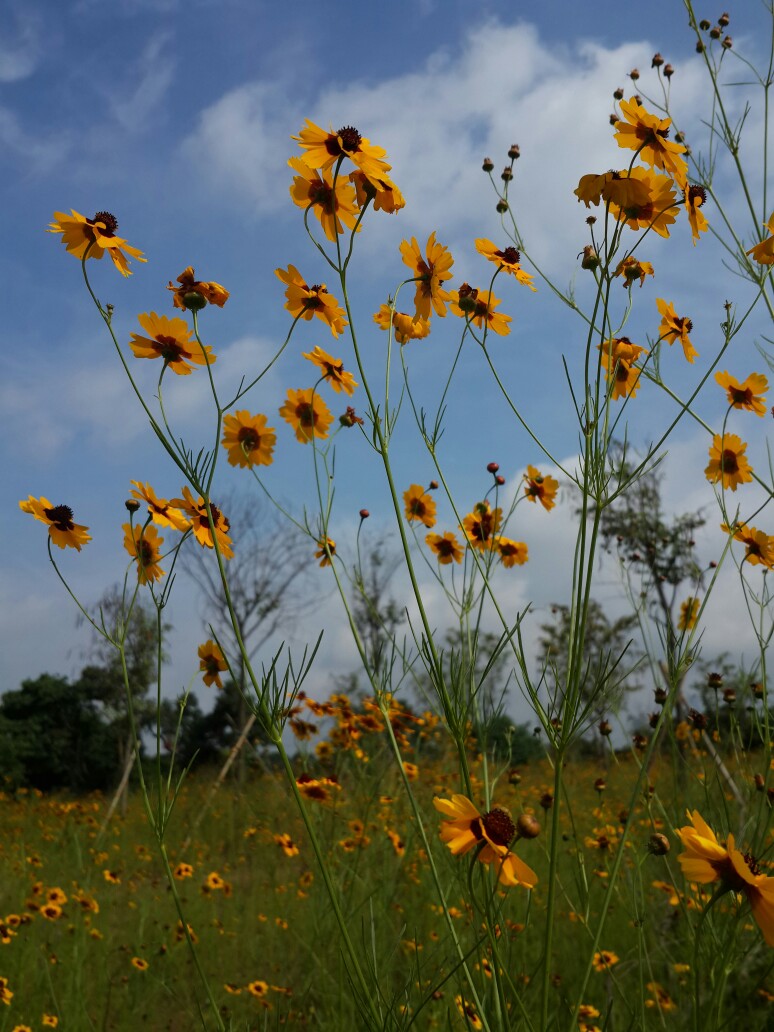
3,0,772,727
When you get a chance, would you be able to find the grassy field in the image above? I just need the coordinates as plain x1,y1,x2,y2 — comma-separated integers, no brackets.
1,716,772,1032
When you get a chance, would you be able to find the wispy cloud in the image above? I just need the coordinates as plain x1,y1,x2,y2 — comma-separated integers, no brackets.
0,106,70,172
109,31,176,132
0,5,42,82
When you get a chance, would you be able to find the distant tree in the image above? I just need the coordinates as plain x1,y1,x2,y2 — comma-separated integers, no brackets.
0,673,117,791
348,536,406,690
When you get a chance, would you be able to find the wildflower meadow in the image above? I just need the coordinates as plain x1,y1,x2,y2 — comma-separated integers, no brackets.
5,1,774,1028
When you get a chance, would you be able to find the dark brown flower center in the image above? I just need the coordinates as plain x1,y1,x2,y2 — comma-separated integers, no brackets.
297,402,316,428
720,449,739,473
337,126,362,153
744,851,762,876
730,387,753,405
309,181,333,208
688,185,707,207
238,427,260,451
154,335,188,363
481,807,516,847
43,504,75,530
138,539,155,565
496,246,521,265
92,211,118,235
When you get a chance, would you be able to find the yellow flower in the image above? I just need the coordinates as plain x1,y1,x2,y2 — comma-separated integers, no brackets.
0,977,12,1005
173,863,194,880
461,501,502,551
373,304,431,344
302,345,358,395
523,466,558,510
247,979,269,998
205,871,225,890
198,640,227,688
48,209,146,276
348,169,405,213
454,996,483,1030
676,810,774,946
714,371,768,416
292,120,392,183
747,212,774,264
167,267,229,311
296,773,341,802
131,957,149,972
315,537,336,567
433,794,538,888
288,157,361,241
645,983,677,1012
129,482,190,531
129,312,216,375
474,239,536,290
221,411,276,468
678,597,699,631
399,232,454,321
123,523,165,584
42,1016,59,1028
19,496,91,551
684,185,709,244
614,98,687,187
170,487,234,557
614,256,654,289
279,388,334,443
275,264,347,337
598,337,648,400
426,531,464,564
656,299,697,363
448,284,512,336
497,537,528,567
403,485,437,528
721,521,774,569
592,950,620,971
607,167,679,238
705,433,754,491
274,834,300,857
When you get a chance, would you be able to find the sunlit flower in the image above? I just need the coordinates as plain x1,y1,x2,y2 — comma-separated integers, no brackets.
747,212,774,265
40,903,62,920
48,209,146,276
274,834,300,857
167,267,229,311
714,371,768,416
705,433,754,491
607,168,679,238
497,537,528,567
173,863,194,880
614,98,687,187
349,169,405,213
678,597,700,631
454,996,483,1030
426,531,464,564
296,773,341,802
676,810,774,945
433,794,538,888
523,466,558,510
275,265,347,336
129,482,190,531
461,501,502,552
292,120,392,183
474,239,537,290
403,485,437,528
0,977,12,1006
288,157,361,240
247,979,269,998
280,388,334,443
373,304,431,344
123,523,165,584
592,950,620,971
598,337,648,400
131,957,149,972
575,171,628,207
205,871,225,891
170,487,234,557
221,411,276,468
614,256,654,288
129,312,216,375
721,521,774,569
656,299,697,363
315,537,336,567
399,232,454,321
102,870,121,885
198,640,227,689
302,346,358,395
684,185,709,244
42,1016,58,1028
19,496,91,551
645,983,677,1012
448,284,512,336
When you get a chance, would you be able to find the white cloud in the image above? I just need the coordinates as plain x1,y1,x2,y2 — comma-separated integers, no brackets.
110,31,177,132
0,6,41,82
0,106,69,172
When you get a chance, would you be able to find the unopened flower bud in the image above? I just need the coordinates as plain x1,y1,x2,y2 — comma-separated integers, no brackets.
539,792,553,811
125,499,141,513
710,24,721,38
428,480,439,490
648,833,670,856
674,131,685,143
501,166,513,182
629,67,640,80
699,18,711,29
598,719,612,736
696,40,705,52
632,94,642,105
723,687,737,704
482,156,494,172
182,291,208,311
755,773,765,791
487,462,500,473
652,52,664,67
654,687,668,705
664,63,674,78
339,406,364,427
496,199,509,214
718,11,730,27
649,712,660,729
508,768,522,785
689,708,708,730
585,215,597,225
752,682,765,700
359,508,370,520
609,113,618,126
594,777,606,793
632,734,647,751
722,35,733,49
516,813,540,839
707,671,723,689
613,87,624,100
508,143,520,160
495,475,505,485
581,245,600,271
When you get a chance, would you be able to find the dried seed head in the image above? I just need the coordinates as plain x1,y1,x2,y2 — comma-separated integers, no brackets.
516,814,541,839
482,157,494,172
652,52,664,67
648,833,670,856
